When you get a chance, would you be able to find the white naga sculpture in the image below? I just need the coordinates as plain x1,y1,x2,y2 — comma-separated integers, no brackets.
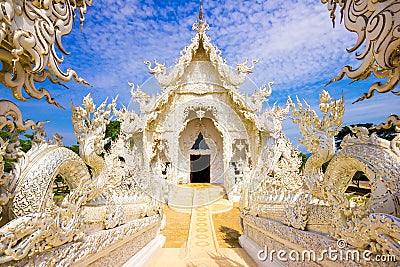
0,94,163,265
287,90,344,200
240,90,400,265
0,2,164,264
291,91,399,254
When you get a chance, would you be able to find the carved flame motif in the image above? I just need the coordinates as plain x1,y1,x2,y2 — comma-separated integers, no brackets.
376,114,400,156
0,0,92,108
322,0,400,103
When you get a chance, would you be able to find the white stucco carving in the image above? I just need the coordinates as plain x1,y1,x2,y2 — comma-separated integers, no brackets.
0,0,92,108
128,19,275,190
1,1,399,266
322,0,400,103
0,94,163,264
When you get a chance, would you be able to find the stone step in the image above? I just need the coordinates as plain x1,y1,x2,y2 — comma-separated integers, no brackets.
168,184,226,208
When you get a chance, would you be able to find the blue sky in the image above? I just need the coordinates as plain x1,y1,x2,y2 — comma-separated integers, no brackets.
1,0,398,148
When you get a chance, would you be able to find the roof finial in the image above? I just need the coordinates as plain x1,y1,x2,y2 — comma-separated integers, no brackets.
199,0,203,21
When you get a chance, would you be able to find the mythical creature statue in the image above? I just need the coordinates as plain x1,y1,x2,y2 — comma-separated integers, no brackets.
0,128,91,263
144,59,167,75
218,57,258,91
0,94,114,262
71,93,119,194
257,98,290,136
0,100,40,221
0,94,162,264
376,115,400,157
289,90,400,256
323,124,400,255
236,58,258,74
322,0,400,104
129,82,157,114
287,90,344,200
247,81,273,113
0,0,92,108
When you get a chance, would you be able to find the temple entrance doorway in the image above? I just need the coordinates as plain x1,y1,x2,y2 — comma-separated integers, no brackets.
190,154,210,183
178,118,224,184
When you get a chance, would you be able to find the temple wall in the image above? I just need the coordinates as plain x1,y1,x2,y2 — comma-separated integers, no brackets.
240,215,390,267
146,93,251,184
4,215,162,267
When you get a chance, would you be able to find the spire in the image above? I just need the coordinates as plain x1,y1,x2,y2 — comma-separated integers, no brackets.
193,0,208,34
199,0,203,21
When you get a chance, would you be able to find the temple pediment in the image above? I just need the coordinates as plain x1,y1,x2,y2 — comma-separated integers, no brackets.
144,19,258,93
135,16,273,121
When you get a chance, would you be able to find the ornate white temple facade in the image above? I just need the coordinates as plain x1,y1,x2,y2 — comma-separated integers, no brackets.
130,19,273,187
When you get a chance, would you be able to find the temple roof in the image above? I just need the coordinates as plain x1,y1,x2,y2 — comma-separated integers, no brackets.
144,19,258,91
130,15,272,126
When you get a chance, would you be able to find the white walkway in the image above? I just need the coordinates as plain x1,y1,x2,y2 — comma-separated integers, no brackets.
145,184,256,267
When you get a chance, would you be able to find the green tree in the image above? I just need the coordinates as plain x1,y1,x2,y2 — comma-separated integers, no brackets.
321,159,331,173
20,133,34,152
66,144,80,155
53,174,70,200
298,152,308,171
104,120,121,150
0,128,13,172
105,120,121,142
0,128,12,142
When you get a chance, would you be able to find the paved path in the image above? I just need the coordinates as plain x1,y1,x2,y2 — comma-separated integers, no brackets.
145,184,256,267
186,188,219,261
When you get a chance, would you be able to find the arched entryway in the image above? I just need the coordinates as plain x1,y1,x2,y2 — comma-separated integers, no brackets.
178,118,224,184
190,133,210,183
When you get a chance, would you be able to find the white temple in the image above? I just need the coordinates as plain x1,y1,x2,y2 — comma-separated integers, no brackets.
0,1,398,266
130,17,271,189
